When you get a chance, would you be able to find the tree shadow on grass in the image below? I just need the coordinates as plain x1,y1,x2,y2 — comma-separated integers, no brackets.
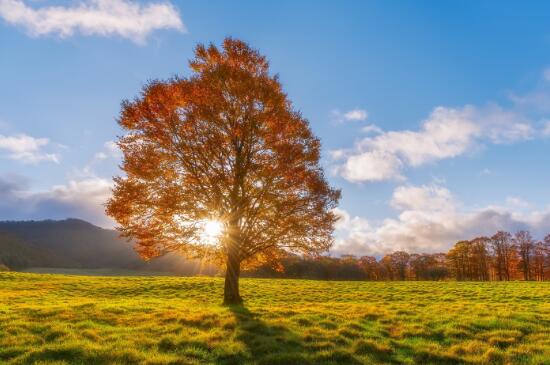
223,305,363,365
221,305,309,365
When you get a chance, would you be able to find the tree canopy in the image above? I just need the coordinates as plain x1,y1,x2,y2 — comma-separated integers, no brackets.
106,38,340,303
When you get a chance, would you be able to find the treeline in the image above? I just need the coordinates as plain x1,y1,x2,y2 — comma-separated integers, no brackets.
447,231,550,281
245,230,550,281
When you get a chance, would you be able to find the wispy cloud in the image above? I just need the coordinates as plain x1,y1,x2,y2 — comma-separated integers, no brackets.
0,0,185,44
331,108,368,123
0,133,60,164
332,103,533,183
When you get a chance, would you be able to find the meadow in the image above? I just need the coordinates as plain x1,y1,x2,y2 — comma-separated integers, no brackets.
0,273,548,365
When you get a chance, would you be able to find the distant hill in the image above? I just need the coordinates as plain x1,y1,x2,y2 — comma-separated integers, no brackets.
0,219,218,275
0,230,67,269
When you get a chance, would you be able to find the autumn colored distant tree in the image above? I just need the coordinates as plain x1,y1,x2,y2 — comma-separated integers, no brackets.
358,256,381,280
514,230,535,281
490,231,516,281
532,241,546,281
409,253,449,280
380,255,394,280
470,237,491,281
447,241,471,281
447,238,490,281
533,235,550,281
106,38,340,304
389,251,410,280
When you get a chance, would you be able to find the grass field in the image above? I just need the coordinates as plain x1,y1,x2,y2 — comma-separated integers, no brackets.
0,273,549,365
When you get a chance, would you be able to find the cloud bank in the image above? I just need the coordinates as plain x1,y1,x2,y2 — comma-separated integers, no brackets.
333,183,550,256
0,174,113,227
0,0,185,44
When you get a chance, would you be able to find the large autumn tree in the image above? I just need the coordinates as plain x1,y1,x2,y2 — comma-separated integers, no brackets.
106,38,340,304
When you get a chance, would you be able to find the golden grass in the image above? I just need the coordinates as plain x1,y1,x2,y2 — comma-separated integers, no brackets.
0,273,549,364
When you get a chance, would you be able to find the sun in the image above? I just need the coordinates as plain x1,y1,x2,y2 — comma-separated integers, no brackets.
200,219,224,245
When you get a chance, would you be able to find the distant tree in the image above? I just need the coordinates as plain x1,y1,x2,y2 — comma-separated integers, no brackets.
408,253,423,280
447,238,490,281
533,235,550,281
106,38,340,304
514,230,535,281
338,255,365,280
447,241,470,281
427,253,450,280
380,255,394,280
409,253,449,281
389,251,410,280
490,231,516,281
358,256,382,280
470,237,491,281
532,241,546,281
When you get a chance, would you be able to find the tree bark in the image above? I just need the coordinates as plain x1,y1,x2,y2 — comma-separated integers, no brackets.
223,248,242,305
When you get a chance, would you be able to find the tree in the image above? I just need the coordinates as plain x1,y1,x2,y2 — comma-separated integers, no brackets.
106,39,340,304
489,231,516,281
532,241,547,281
389,251,410,280
358,255,382,280
380,255,394,280
447,238,490,281
514,230,534,281
533,235,550,281
409,253,449,281
470,237,491,281
447,241,470,281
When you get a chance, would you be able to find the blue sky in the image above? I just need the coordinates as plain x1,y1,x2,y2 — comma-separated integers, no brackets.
2,0,550,255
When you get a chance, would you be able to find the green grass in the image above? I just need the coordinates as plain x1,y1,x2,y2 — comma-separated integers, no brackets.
0,273,549,364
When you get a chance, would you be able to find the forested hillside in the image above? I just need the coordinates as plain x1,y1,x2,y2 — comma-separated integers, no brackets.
0,219,217,275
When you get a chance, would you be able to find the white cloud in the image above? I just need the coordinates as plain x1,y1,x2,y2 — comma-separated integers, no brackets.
505,196,530,210
543,67,550,82
542,120,550,136
332,207,374,255
331,108,368,123
332,104,533,182
480,104,533,143
0,0,185,44
335,150,403,183
361,124,383,134
390,184,455,212
343,109,368,121
0,133,60,164
46,177,112,208
332,184,550,256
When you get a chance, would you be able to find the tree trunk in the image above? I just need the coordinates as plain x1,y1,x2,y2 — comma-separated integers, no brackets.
223,249,242,305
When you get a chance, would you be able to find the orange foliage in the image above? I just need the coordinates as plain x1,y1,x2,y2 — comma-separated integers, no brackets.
106,39,340,301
